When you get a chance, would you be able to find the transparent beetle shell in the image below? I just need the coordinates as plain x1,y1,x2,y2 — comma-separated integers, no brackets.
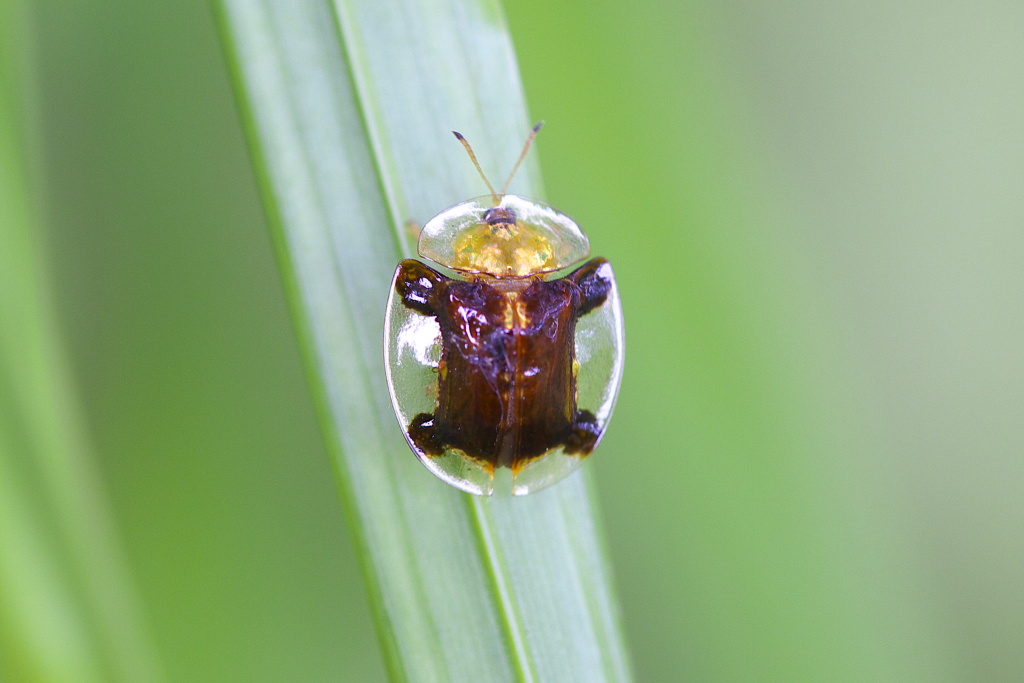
419,194,590,277
384,194,624,496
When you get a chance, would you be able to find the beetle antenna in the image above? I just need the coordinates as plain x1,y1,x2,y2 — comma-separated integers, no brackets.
453,131,499,203
499,121,543,197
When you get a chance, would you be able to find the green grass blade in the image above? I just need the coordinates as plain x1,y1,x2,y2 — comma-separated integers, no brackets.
213,0,632,679
0,4,163,681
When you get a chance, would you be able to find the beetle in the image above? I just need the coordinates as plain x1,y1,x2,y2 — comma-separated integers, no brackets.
384,124,624,495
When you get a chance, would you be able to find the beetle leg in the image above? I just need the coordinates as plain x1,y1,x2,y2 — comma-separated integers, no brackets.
564,409,601,456
568,257,613,317
394,259,447,317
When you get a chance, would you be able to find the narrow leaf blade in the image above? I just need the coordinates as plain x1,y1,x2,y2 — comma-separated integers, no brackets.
215,1,632,679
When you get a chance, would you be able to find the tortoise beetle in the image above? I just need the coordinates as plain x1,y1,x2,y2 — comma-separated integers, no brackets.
384,124,624,495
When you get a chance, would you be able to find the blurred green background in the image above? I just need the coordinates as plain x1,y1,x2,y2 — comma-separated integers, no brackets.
11,0,1023,680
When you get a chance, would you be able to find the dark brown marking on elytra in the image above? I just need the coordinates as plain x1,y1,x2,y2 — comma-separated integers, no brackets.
395,257,612,473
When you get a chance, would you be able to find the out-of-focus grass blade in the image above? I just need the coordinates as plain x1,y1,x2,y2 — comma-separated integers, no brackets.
0,4,163,682
214,0,632,680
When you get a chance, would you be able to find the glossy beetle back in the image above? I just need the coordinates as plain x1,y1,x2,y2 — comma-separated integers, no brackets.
384,257,623,496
